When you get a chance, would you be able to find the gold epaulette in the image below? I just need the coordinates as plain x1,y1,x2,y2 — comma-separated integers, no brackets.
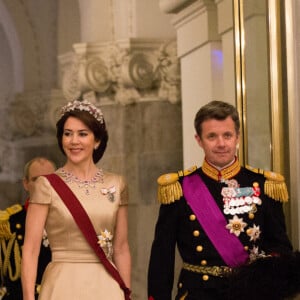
0,204,22,282
0,204,22,239
6,204,22,216
246,165,289,202
157,166,197,204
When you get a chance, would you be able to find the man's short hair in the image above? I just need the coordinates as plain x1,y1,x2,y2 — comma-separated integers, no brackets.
194,100,240,137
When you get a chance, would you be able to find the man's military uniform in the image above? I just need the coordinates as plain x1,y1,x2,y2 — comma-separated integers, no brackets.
148,158,293,300
0,202,51,300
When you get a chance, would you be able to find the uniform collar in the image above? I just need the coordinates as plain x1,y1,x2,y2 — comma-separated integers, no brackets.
202,157,241,181
24,198,30,211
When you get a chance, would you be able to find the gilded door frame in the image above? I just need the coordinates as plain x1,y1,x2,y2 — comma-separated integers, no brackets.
233,0,284,174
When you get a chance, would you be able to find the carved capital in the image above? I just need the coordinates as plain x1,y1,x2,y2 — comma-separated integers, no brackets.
58,52,81,100
9,90,65,138
75,45,112,94
156,41,181,103
10,93,45,137
59,39,181,104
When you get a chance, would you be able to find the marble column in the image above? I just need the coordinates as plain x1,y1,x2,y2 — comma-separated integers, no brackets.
160,0,234,169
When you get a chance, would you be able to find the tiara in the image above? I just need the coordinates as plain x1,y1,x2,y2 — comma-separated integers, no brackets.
60,100,104,124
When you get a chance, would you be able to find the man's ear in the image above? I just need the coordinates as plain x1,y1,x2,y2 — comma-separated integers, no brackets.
195,134,203,148
23,178,29,192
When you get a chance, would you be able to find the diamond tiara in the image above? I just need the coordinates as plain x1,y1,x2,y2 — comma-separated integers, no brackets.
60,100,104,124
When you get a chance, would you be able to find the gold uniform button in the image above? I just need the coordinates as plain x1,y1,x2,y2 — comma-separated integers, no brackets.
202,275,209,281
193,230,200,237
36,284,41,294
200,260,207,266
17,234,23,240
178,283,183,288
246,228,252,235
189,214,196,221
244,246,249,251
196,245,203,252
16,223,22,229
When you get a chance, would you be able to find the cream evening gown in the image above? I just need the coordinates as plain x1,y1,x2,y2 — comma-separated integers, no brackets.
30,169,128,300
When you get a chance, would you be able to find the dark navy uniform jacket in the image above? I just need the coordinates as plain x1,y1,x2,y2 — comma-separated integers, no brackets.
1,203,51,300
148,160,292,300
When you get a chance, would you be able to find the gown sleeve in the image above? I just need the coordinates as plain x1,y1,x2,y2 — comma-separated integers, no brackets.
29,176,52,205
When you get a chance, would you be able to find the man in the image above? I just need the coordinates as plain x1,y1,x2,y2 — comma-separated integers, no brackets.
148,101,293,300
0,157,56,300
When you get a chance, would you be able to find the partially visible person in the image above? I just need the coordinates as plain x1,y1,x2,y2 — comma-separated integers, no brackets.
227,250,300,300
148,100,293,300
22,99,131,300
0,157,56,300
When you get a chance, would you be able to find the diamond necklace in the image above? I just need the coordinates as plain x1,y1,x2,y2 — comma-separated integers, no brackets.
58,168,104,195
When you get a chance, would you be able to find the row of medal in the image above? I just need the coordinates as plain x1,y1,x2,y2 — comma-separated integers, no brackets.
223,196,262,215
221,179,262,217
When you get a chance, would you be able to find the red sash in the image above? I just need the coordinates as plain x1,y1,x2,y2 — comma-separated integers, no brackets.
182,173,249,267
44,174,131,300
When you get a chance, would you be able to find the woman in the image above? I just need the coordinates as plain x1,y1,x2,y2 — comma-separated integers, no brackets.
21,99,131,300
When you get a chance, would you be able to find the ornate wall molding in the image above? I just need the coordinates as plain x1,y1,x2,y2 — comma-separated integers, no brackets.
8,39,181,138
159,0,198,13
8,89,65,139
58,38,181,105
